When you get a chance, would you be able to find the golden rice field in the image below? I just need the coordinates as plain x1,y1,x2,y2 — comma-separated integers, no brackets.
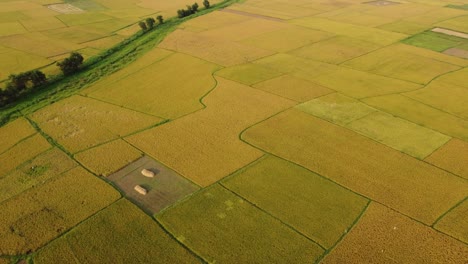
1,0,467,262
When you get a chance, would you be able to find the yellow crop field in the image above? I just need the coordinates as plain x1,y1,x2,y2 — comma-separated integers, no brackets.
34,199,200,263
81,35,125,50
0,134,51,177
404,81,468,119
158,29,274,66
316,10,396,27
0,167,120,255
425,139,468,180
0,148,77,203
436,67,468,89
0,118,36,154
157,184,324,263
0,48,53,81
215,63,283,85
243,109,468,224
41,26,106,44
252,74,333,102
0,22,27,37
311,67,422,98
391,43,468,67
226,2,321,20
223,155,368,248
377,21,429,35
56,13,114,27
361,3,436,20
74,139,142,176
436,15,468,33
342,45,460,84
126,78,294,186
30,95,162,153
434,199,468,243
363,94,468,141
403,7,466,25
240,26,334,53
88,53,220,118
290,36,381,64
322,203,468,263
182,10,248,31
0,33,70,58
19,17,66,32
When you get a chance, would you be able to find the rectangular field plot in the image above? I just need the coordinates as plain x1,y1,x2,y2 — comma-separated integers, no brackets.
88,53,220,119
363,94,468,141
215,63,283,85
223,156,368,248
378,21,429,35
0,22,27,37
401,31,467,52
322,203,468,263
0,167,120,255
252,74,333,102
0,118,36,154
436,67,468,89
157,184,324,263
404,80,468,119
0,148,77,203
126,78,294,187
108,156,199,214
342,45,460,84
41,26,106,44
33,199,200,264
20,17,66,32
0,134,51,178
158,29,274,66
74,139,142,176
425,139,468,180
436,15,468,34
242,109,468,224
0,33,71,58
434,199,468,243
290,36,381,64
30,95,162,153
0,48,53,81
182,10,250,31
56,12,114,26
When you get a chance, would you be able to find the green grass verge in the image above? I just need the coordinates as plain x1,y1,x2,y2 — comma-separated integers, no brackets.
0,0,238,127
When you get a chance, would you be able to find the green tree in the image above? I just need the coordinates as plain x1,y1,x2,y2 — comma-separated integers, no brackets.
145,17,156,28
138,21,147,31
192,2,199,12
156,15,164,24
29,70,47,87
203,0,210,9
57,52,84,75
177,9,185,18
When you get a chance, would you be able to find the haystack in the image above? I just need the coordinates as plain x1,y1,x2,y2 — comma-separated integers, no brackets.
141,169,155,178
134,185,147,195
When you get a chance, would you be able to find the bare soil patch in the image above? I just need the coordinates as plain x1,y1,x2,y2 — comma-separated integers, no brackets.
108,156,200,214
47,4,84,14
364,0,400,6
432,27,468,39
443,48,468,59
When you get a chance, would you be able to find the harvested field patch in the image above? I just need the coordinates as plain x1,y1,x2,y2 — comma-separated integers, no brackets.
402,31,465,52
88,53,219,118
223,156,368,248
0,134,51,178
404,80,468,119
34,199,199,263
158,29,274,66
215,63,283,85
434,199,468,243
252,75,333,102
364,0,400,6
0,167,120,255
425,139,468,180
30,95,162,153
321,203,468,263
74,139,142,176
443,47,468,59
108,155,199,214
47,4,84,14
0,148,77,203
240,26,334,52
0,118,36,154
432,27,468,39
296,93,377,126
290,36,381,64
311,67,421,98
378,21,429,35
243,109,468,224
126,78,294,187
342,45,460,84
157,184,324,263
363,94,468,141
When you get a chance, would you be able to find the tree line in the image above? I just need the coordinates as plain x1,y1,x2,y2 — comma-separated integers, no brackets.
178,0,210,18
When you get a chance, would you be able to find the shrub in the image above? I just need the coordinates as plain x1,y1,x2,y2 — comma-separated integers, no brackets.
156,15,164,24
203,0,210,9
145,17,156,28
57,52,84,75
138,21,148,31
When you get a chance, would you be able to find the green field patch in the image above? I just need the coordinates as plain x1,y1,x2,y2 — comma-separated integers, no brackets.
0,167,120,255
0,118,37,154
401,31,465,52
363,94,468,141
223,155,368,248
404,80,468,119
347,112,451,159
311,67,421,98
108,155,200,214
447,4,468,10
436,15,468,33
296,93,377,126
215,63,283,85
425,139,468,180
34,199,199,263
378,21,429,35
434,199,468,243
343,45,461,84
89,53,220,118
0,148,77,203
157,184,324,263
56,12,114,27
30,95,162,153
252,74,333,102
242,109,468,224
290,36,381,64
240,26,334,52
